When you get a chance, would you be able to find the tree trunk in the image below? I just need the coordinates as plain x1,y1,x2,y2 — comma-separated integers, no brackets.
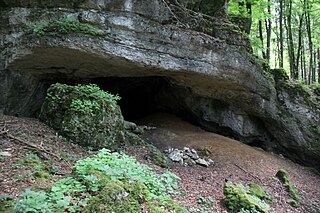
265,0,272,63
285,0,298,79
259,20,266,59
306,5,313,84
296,13,304,78
279,0,284,68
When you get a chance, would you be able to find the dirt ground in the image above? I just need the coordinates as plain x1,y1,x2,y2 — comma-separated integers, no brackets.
1,113,319,212
135,113,320,213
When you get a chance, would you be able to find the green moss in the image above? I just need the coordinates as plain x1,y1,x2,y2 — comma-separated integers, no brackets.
33,171,51,181
30,18,103,37
145,203,165,213
248,183,267,199
287,199,299,208
145,145,168,168
276,169,299,200
82,180,148,213
39,83,125,149
197,147,211,157
223,182,269,212
270,68,289,81
295,81,313,96
311,83,320,96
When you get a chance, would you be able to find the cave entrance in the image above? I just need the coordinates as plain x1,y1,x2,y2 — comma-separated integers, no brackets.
92,76,170,121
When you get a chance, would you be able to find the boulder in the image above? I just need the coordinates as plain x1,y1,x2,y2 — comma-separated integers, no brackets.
39,83,125,149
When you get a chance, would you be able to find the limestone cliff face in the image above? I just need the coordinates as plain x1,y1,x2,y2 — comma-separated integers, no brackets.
0,0,319,169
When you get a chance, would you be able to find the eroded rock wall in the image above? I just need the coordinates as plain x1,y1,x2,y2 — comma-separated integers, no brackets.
0,0,319,169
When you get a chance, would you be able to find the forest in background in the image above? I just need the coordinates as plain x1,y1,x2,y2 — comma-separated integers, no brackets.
228,0,320,84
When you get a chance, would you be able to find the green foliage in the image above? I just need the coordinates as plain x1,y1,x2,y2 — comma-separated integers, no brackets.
276,169,299,200
74,149,179,198
270,69,289,81
45,83,121,112
0,195,15,212
197,195,216,207
14,178,90,213
295,81,313,96
14,189,52,213
14,149,183,212
17,152,51,181
51,177,86,194
30,19,102,37
223,182,269,213
311,83,320,96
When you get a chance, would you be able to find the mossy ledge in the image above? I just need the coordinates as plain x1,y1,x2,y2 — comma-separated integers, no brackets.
29,18,103,37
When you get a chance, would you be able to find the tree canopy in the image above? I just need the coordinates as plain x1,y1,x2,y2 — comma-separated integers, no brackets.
229,0,320,84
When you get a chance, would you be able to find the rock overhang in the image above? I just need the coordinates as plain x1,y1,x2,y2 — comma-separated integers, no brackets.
0,0,319,170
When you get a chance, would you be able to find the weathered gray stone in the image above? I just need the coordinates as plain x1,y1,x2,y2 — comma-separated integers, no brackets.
184,148,200,160
207,159,214,165
195,158,209,167
168,149,184,162
0,0,319,170
124,121,144,135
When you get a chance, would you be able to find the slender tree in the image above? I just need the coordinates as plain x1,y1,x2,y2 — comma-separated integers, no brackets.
265,0,272,63
279,0,284,67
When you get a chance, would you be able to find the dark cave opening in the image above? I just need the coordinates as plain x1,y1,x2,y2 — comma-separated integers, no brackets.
16,73,274,153
91,76,170,121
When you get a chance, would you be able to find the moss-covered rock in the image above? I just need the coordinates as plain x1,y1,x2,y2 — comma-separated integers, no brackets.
82,179,148,213
145,145,169,168
83,178,185,213
270,68,289,82
276,169,299,200
248,183,268,199
33,171,51,181
223,182,269,213
39,83,125,149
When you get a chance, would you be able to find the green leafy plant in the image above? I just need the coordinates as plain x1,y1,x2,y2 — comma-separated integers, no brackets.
0,195,15,212
14,189,52,213
14,149,184,212
74,149,179,198
30,19,102,37
197,195,216,207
